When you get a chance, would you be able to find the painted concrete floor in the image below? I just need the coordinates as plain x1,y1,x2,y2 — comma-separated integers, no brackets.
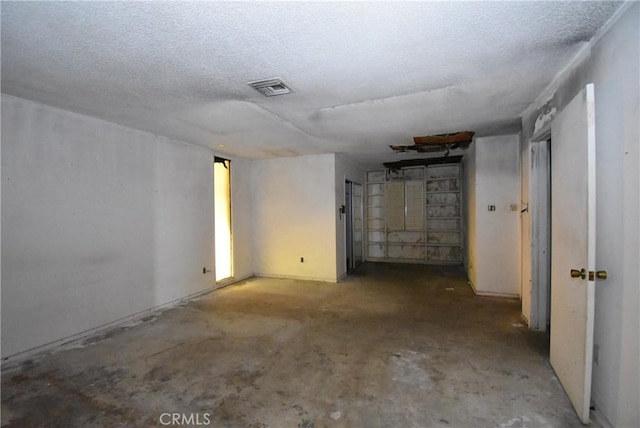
2,263,591,428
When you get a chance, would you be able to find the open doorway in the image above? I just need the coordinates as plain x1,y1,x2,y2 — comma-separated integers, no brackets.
530,137,552,331
345,181,363,272
214,157,232,282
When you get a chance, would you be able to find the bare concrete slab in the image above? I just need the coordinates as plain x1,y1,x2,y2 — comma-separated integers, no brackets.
1,263,590,427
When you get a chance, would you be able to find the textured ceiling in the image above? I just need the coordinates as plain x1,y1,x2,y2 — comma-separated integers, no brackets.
1,1,622,167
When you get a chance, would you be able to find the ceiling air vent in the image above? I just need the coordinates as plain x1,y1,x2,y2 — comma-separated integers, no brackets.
247,78,294,97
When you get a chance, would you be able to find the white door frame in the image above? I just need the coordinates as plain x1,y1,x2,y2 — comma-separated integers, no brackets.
345,180,364,272
214,158,233,283
345,180,353,271
529,133,552,331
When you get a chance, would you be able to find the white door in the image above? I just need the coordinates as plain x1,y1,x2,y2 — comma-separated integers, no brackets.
549,83,596,423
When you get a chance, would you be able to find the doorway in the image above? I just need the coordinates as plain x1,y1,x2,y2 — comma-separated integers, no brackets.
214,157,232,282
345,181,363,272
530,138,552,331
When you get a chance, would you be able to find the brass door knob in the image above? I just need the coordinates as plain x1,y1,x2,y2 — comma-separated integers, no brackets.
570,268,586,279
588,270,608,281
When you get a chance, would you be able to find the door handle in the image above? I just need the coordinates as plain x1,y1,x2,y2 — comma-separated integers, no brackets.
588,270,608,280
570,268,586,279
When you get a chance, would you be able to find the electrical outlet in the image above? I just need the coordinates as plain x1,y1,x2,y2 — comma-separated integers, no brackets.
488,205,496,211
300,257,304,263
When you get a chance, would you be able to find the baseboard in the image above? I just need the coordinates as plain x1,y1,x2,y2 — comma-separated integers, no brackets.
214,273,254,289
590,403,613,428
474,290,520,299
254,273,338,283
1,278,252,369
468,283,519,299
467,279,478,294
366,258,462,266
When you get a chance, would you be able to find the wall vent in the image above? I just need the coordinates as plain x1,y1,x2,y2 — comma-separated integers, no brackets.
247,78,294,97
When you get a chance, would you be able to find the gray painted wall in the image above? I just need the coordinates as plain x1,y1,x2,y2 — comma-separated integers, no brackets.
464,135,521,297
229,157,254,282
1,95,217,358
521,4,639,425
462,143,477,288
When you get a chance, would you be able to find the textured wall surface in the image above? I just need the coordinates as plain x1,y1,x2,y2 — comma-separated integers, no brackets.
466,135,521,297
251,154,337,282
1,95,216,358
229,157,254,282
463,144,477,288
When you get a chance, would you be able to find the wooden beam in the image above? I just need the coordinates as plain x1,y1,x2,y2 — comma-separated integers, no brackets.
383,155,463,170
413,131,475,145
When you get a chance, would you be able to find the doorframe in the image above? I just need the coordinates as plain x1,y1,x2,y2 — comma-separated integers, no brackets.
529,131,552,331
214,157,233,283
345,180,364,272
345,180,353,272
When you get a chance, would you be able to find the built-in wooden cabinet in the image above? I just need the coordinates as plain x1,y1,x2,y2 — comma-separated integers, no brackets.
366,170,386,258
366,163,462,264
425,164,462,263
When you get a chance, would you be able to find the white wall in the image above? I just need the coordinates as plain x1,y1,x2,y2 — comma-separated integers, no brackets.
251,154,338,282
465,135,521,297
1,95,216,358
335,154,366,280
229,157,253,282
462,143,477,287
521,4,639,425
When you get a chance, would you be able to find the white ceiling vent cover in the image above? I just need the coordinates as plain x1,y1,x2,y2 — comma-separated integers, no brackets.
247,78,294,97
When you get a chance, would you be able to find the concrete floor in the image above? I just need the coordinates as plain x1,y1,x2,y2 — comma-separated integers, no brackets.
2,263,590,428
